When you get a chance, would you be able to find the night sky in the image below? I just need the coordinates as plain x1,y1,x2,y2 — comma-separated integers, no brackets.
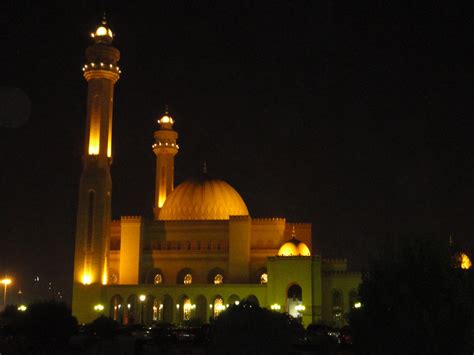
1,2,472,304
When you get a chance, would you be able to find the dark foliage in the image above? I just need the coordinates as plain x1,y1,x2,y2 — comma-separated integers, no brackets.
210,302,304,355
85,315,119,339
0,300,77,353
350,238,474,353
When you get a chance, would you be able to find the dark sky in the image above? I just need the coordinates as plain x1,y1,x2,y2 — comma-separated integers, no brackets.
1,1,472,304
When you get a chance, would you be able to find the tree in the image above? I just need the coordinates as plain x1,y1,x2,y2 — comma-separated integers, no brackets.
210,302,304,354
350,237,474,353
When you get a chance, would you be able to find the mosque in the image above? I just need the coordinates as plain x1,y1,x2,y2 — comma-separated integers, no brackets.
72,20,361,326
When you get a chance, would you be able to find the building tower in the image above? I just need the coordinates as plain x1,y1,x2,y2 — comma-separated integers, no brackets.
73,19,120,319
153,110,179,219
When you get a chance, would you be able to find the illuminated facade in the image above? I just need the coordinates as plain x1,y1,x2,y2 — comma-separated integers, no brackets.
72,22,361,326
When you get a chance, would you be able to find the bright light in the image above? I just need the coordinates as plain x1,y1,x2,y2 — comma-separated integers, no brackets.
270,303,281,311
94,304,104,311
95,26,108,36
82,274,92,285
354,302,362,309
159,115,174,125
460,253,472,270
17,305,27,312
176,304,180,309
102,268,108,285
1,279,11,286
295,305,305,312
88,120,100,155
139,295,146,302
234,301,240,305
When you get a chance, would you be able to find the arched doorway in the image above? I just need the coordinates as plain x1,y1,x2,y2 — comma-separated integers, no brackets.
228,294,240,306
177,295,192,323
125,294,137,325
109,295,123,323
244,295,259,306
195,295,207,322
212,296,225,318
144,295,155,325
332,290,343,323
287,284,303,319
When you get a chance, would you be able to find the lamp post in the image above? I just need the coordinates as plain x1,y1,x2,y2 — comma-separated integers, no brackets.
139,295,146,325
1,278,12,311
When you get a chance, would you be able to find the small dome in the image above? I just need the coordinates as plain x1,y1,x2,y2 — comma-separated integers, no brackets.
278,227,311,257
158,176,249,220
91,20,113,43
298,242,311,256
278,241,299,256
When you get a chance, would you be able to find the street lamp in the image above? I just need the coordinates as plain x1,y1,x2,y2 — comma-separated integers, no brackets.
139,294,146,325
1,278,12,310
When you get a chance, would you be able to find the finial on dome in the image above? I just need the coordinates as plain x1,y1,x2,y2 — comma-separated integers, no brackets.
291,225,296,238
202,161,208,174
102,12,107,25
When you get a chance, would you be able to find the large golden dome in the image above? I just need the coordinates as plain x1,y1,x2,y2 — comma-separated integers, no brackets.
158,177,249,220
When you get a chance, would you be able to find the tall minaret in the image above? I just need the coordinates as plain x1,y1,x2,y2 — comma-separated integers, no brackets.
153,109,179,219
73,19,120,292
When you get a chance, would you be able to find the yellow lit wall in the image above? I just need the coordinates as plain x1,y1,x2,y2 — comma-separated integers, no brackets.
119,216,142,284
228,216,250,282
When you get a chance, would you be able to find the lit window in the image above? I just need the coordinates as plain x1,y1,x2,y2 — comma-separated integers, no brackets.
214,274,223,284
260,273,268,284
184,273,192,285
154,274,163,284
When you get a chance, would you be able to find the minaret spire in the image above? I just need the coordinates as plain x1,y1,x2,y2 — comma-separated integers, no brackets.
153,108,179,219
73,18,120,293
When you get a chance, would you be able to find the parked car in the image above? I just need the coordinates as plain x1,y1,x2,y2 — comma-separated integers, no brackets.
339,325,353,346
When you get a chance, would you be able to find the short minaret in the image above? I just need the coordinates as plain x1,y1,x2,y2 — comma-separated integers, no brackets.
152,109,179,219
73,19,120,293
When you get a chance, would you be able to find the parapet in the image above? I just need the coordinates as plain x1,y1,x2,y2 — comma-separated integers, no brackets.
252,217,286,224
121,215,142,223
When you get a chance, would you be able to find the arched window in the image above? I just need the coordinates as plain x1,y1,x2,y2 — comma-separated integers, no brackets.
184,273,192,285
214,274,223,284
207,268,225,284
260,273,268,284
154,274,163,284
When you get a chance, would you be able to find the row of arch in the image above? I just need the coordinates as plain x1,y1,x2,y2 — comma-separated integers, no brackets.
109,293,260,325
135,267,269,285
